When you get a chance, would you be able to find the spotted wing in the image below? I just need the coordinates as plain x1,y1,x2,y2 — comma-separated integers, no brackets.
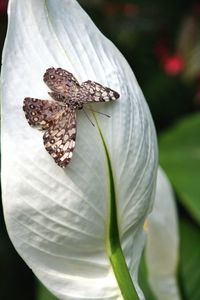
43,108,76,168
78,80,120,104
23,98,65,130
43,67,80,101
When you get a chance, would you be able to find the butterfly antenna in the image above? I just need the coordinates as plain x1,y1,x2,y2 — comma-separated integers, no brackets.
83,109,95,127
85,108,110,118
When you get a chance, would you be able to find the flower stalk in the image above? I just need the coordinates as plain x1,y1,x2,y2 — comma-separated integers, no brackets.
96,117,139,300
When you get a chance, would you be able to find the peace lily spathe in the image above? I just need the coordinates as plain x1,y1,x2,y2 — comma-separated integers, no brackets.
1,1,157,300
146,168,181,300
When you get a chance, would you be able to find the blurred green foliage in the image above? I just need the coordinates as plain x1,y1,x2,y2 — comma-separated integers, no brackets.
36,281,58,300
179,217,200,300
0,1,200,300
159,113,200,224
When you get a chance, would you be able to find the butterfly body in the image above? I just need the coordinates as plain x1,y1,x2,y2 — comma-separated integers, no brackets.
23,67,119,168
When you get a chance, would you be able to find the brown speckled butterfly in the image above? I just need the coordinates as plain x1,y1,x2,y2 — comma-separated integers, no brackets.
23,67,120,168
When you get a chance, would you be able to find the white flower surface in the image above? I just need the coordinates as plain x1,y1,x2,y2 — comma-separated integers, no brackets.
146,167,181,300
1,1,157,299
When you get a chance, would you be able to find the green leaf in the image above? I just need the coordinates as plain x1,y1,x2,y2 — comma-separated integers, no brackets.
179,217,200,300
37,281,58,300
159,113,200,224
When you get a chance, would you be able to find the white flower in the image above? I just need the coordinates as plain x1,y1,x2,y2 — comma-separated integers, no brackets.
1,1,157,299
145,168,181,300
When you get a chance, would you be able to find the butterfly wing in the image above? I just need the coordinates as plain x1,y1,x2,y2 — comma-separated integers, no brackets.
23,98,65,129
43,108,76,168
79,80,120,104
43,67,80,100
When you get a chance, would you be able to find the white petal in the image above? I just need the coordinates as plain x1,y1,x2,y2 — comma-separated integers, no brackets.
145,167,181,300
1,0,157,299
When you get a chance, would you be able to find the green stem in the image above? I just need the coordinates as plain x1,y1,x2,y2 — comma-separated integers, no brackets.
95,118,139,300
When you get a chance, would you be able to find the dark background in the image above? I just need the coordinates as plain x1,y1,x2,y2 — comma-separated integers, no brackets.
1,0,200,299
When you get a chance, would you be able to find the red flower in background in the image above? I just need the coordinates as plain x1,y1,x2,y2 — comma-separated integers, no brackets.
0,0,8,14
154,40,184,75
163,54,184,75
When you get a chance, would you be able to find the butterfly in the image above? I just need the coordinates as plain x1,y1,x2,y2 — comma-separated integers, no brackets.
23,67,120,168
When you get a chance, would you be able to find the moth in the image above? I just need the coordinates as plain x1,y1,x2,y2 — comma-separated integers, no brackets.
23,67,120,168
